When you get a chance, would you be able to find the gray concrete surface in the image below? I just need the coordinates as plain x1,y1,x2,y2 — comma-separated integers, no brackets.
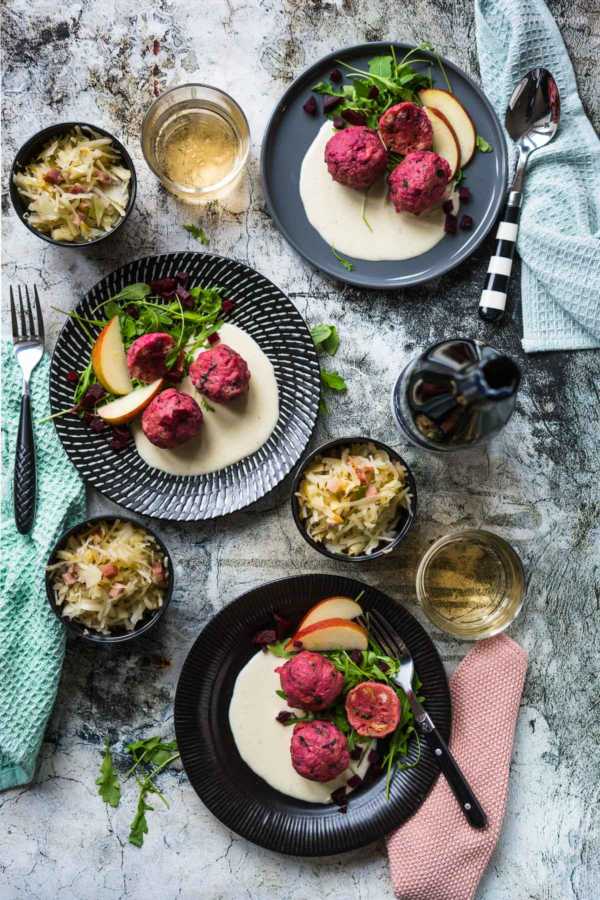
1,1,599,898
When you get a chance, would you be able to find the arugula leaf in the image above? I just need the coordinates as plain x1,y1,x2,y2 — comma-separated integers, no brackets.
319,397,329,415
331,247,354,271
104,300,121,319
311,323,340,356
321,370,347,392
96,739,121,808
201,398,215,413
454,168,465,187
128,785,154,847
110,283,151,303
267,639,293,659
184,223,209,244
310,324,332,347
476,135,493,152
275,689,287,700
322,326,340,356
368,55,393,79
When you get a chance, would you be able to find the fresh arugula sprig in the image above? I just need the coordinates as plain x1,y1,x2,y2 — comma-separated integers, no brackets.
183,223,209,244
310,323,347,412
96,736,180,848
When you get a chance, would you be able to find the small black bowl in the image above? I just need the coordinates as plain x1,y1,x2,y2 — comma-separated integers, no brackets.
45,515,173,645
291,436,417,563
10,122,137,248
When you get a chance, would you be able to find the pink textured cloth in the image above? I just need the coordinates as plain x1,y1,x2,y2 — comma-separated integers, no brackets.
387,634,528,900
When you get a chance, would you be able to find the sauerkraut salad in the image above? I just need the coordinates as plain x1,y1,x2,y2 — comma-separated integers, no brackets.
47,519,168,634
13,126,131,242
296,442,411,556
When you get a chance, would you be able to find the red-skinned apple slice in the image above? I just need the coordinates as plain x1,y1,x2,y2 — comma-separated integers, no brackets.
297,596,363,632
419,88,476,166
97,379,164,425
423,107,461,178
91,316,132,396
285,617,368,652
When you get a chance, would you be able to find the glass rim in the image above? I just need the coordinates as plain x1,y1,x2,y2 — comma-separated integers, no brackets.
140,82,250,196
415,528,526,640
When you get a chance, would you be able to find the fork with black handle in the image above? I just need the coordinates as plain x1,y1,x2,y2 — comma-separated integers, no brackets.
9,285,45,534
363,610,487,829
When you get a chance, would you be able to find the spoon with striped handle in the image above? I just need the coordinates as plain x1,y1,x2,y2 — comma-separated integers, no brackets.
479,68,560,322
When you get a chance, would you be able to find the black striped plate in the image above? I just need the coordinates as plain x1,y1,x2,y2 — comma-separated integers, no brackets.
174,574,451,856
49,253,320,520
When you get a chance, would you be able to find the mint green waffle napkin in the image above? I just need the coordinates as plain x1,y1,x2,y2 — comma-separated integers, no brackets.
475,0,600,352
1,341,85,791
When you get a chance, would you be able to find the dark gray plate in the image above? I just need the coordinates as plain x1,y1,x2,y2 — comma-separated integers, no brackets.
49,252,320,521
261,42,508,289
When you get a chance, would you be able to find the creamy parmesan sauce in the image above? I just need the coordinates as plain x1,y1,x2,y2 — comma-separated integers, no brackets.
299,121,457,261
132,323,279,476
228,650,372,804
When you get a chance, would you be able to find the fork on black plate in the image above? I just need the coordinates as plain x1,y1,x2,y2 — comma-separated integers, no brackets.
9,284,45,534
361,609,487,829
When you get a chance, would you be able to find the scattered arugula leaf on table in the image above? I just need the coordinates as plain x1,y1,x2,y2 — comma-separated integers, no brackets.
184,223,209,244
320,370,347,392
310,323,340,356
96,738,121,808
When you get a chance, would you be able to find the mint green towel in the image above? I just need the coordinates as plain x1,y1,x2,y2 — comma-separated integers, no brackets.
476,0,600,352
0,342,85,791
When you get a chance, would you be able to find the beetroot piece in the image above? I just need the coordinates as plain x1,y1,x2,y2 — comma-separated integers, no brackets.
330,68,343,83
347,774,362,790
174,271,190,287
175,284,194,309
252,628,277,647
276,711,295,725
460,214,474,231
368,86,379,100
89,415,108,433
149,277,177,298
276,651,344,712
274,612,293,640
125,304,139,319
349,649,363,665
303,96,318,116
332,116,346,130
207,332,220,345
323,95,342,114
444,213,458,235
66,370,78,384
80,383,107,410
349,746,363,761
221,298,235,314
442,199,454,215
341,109,366,126
293,640,303,650
324,126,388,190
330,786,347,806
110,426,132,451
368,749,380,766
458,186,471,203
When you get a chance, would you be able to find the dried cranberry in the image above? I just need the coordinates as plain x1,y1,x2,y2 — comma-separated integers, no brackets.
125,304,139,319
292,640,303,650
460,214,474,231
66,370,78,384
274,612,293,640
330,68,343,83
302,96,317,116
349,746,363,761
174,271,189,288
442,199,454,215
253,628,277,647
368,86,379,100
341,109,366,126
80,383,106,409
149,277,177,298
347,774,362,790
276,711,294,725
323,95,342,114
444,213,458,235
110,426,131,451
332,116,346,130
89,415,108,433
207,332,220,345
221,298,235,314
458,186,471,203
175,284,194,308
330,786,347,806
349,649,363,665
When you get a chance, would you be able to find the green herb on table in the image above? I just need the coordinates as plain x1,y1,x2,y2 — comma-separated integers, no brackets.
183,223,209,244
320,370,347,392
310,323,340,356
96,738,121,808
476,135,493,153
331,247,354,271
96,735,180,848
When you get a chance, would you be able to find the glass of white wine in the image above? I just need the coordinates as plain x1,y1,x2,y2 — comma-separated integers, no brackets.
416,529,526,639
141,84,250,203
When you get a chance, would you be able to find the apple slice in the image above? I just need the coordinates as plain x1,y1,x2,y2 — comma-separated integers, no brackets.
423,107,460,178
92,316,132,396
419,88,476,167
97,379,164,425
286,618,368,652
297,596,363,632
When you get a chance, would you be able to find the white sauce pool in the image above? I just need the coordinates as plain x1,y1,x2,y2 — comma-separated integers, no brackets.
228,650,372,804
299,121,457,262
132,323,279,476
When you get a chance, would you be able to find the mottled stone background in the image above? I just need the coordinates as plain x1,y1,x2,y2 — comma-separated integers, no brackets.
1,1,599,898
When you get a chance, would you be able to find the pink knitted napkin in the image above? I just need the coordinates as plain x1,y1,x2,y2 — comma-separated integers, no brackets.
387,634,528,900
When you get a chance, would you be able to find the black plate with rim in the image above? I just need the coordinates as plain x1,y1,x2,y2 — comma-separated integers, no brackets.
174,573,450,856
261,42,508,289
49,252,320,521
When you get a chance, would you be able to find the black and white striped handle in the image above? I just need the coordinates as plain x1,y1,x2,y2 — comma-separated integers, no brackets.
478,191,522,322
